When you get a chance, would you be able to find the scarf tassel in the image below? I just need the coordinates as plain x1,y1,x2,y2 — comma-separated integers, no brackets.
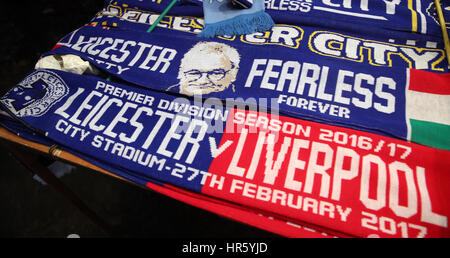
198,10,275,38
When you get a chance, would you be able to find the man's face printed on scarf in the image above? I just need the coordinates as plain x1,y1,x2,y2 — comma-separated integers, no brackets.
178,42,239,96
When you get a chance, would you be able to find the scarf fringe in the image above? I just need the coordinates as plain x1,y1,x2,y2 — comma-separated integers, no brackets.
198,10,275,38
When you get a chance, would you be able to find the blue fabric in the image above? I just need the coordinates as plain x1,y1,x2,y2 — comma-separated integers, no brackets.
198,8,274,38
194,0,274,38
202,0,265,24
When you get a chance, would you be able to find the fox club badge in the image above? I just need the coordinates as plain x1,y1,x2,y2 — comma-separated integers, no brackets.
0,70,69,117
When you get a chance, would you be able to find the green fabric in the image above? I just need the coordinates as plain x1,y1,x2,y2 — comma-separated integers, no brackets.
410,119,450,150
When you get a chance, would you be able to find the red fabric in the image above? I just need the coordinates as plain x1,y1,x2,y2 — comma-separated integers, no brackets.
201,109,450,238
409,69,450,94
51,44,64,51
145,181,345,238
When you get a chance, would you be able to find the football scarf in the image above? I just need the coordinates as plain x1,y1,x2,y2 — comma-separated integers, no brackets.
42,21,450,150
100,0,450,38
198,0,274,38
0,69,449,238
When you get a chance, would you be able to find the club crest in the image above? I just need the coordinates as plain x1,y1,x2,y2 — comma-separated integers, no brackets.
0,70,69,117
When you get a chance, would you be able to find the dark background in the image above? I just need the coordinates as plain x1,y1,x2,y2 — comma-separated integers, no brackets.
0,0,277,238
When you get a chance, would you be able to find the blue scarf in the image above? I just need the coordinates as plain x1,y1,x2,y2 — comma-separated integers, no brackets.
41,19,450,150
198,0,274,38
100,0,449,38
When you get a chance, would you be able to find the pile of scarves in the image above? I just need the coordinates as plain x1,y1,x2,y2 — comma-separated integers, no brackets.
0,0,449,237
